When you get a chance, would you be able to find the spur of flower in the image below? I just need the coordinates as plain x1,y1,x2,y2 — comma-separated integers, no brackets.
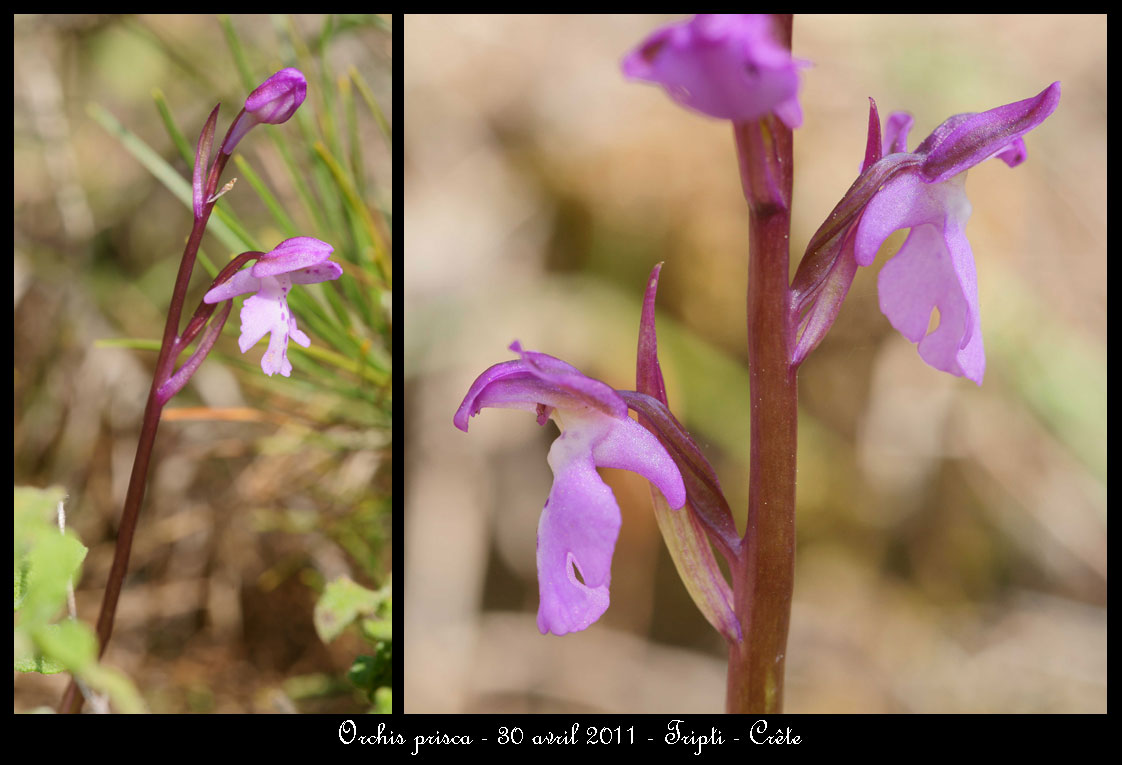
792,82,1061,384
454,341,686,636
204,237,342,377
622,13,807,128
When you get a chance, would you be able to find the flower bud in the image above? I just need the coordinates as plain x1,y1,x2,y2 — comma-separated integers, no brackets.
623,14,806,128
221,68,307,154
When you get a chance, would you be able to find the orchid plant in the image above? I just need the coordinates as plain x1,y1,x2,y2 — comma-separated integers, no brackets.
56,67,338,714
456,14,1058,712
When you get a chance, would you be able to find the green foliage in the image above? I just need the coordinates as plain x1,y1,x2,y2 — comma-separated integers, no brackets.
13,486,145,713
314,576,392,712
347,646,392,713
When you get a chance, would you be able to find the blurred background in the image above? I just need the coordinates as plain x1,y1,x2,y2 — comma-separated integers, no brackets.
14,14,392,712
404,15,1105,713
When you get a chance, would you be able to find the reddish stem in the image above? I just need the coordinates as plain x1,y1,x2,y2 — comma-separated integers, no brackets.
725,14,799,714
58,153,231,713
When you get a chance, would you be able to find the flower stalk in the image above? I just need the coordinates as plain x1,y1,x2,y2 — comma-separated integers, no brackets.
57,68,318,713
726,14,798,713
58,143,235,714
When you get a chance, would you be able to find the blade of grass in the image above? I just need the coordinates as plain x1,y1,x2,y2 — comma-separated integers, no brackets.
218,15,255,93
340,73,366,202
349,66,391,147
152,88,195,166
232,154,300,237
86,102,246,272
313,141,389,285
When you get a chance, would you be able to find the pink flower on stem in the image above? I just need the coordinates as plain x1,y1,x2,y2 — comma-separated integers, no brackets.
455,342,686,636
622,14,807,128
792,83,1061,384
204,237,342,377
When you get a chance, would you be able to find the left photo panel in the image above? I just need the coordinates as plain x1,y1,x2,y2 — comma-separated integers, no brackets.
14,13,393,713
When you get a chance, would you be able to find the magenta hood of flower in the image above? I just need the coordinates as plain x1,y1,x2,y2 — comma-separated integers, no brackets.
221,68,307,154
622,14,806,128
455,342,686,636
204,237,341,377
849,82,1060,385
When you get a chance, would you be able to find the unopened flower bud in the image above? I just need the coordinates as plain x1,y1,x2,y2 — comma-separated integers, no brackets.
221,67,307,154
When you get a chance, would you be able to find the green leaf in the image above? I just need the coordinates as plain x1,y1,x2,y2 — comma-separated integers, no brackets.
360,616,392,643
14,487,85,626
31,620,97,674
14,651,66,675
313,576,386,643
347,641,391,701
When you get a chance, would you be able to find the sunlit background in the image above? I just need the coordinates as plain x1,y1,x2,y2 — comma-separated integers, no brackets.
14,14,392,712
404,14,1105,713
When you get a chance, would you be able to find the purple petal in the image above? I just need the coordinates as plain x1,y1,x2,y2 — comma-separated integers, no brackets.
259,317,295,377
878,223,985,384
510,341,628,420
252,237,335,278
454,345,627,432
855,171,984,383
453,361,580,432
204,267,261,304
288,261,344,285
918,82,1060,183
883,111,914,155
237,276,292,353
992,137,1027,168
287,314,310,348
455,359,531,431
619,390,738,547
854,168,972,267
536,421,620,635
594,414,686,509
534,412,686,635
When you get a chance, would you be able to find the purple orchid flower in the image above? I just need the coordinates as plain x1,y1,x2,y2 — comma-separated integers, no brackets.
203,237,342,377
221,68,307,155
454,341,687,636
622,14,807,128
792,82,1061,384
